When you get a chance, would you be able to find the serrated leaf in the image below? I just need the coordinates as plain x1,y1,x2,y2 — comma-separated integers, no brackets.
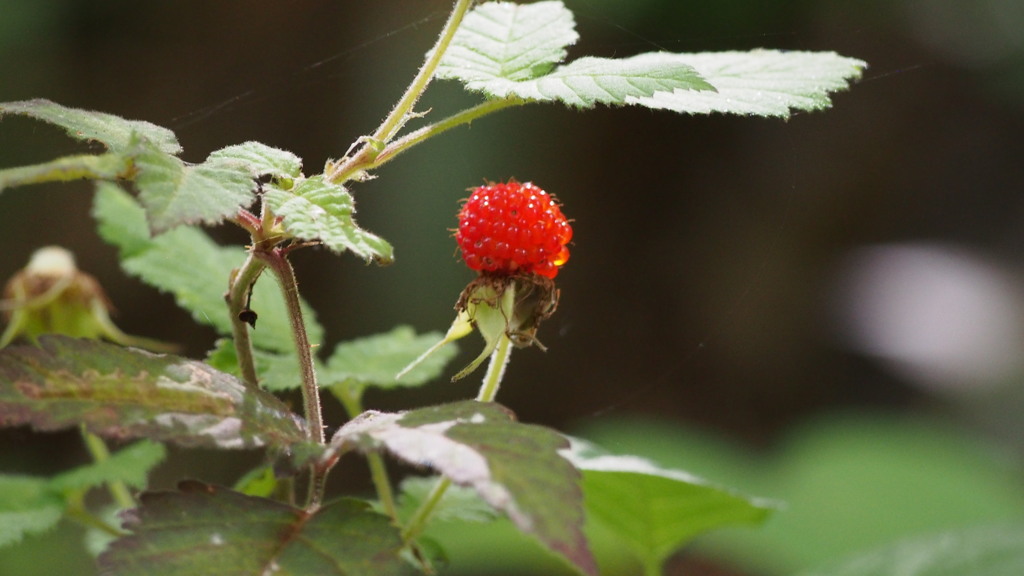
49,440,166,494
0,153,130,192
207,141,303,181
322,326,458,390
438,1,713,108
0,336,305,449
0,99,181,155
564,439,774,573
328,401,598,576
628,50,866,117
263,176,393,263
99,482,414,576
93,182,324,353
437,0,578,83
798,524,1024,576
0,475,65,548
454,52,715,108
134,141,258,233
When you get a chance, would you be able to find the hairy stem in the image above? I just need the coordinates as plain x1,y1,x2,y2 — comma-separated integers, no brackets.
259,249,326,508
359,98,525,178
227,252,265,389
475,333,513,402
327,0,477,184
80,426,134,510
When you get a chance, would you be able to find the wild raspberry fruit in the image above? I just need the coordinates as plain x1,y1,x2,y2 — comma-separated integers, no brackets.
455,180,572,279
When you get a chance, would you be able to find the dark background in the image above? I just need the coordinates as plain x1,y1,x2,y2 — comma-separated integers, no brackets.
2,0,1023,574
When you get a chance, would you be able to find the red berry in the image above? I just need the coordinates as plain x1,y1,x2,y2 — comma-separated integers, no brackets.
455,180,572,279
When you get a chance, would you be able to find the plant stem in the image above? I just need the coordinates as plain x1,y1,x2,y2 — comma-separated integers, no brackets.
475,333,513,402
227,252,265,389
401,334,513,543
65,498,127,538
327,0,477,184
357,98,524,178
80,427,134,510
259,249,326,508
335,383,398,520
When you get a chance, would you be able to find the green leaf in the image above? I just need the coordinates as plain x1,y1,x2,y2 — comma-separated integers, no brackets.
263,176,394,263
798,524,1024,576
99,482,414,576
437,0,579,83
0,336,306,449
134,141,258,233
0,475,65,548
398,476,500,525
93,182,324,353
578,415,1024,575
628,50,866,117
328,401,598,576
207,141,303,181
454,52,715,108
49,440,166,494
0,153,130,192
565,439,774,574
322,326,458,390
439,2,712,108
0,99,181,155
205,338,306,392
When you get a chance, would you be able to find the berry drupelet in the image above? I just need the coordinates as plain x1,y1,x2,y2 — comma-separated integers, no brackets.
455,180,572,279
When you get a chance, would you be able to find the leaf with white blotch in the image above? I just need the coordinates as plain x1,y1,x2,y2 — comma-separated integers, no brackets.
207,141,303,181
0,336,305,449
564,439,775,573
797,523,1024,576
98,482,414,576
263,176,393,263
628,50,866,117
94,182,324,353
328,401,598,576
437,0,578,84
0,99,180,155
134,141,258,233
0,475,65,548
322,326,459,390
438,2,713,108
49,440,166,494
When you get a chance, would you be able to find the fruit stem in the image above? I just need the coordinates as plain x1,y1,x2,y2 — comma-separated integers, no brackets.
476,332,513,402
258,248,327,509
327,0,476,184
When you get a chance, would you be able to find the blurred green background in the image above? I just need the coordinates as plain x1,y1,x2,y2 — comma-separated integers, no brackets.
2,1,1023,575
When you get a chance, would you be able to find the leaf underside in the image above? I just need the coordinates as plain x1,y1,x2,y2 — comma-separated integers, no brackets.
0,336,305,449
440,1,865,116
99,482,414,576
